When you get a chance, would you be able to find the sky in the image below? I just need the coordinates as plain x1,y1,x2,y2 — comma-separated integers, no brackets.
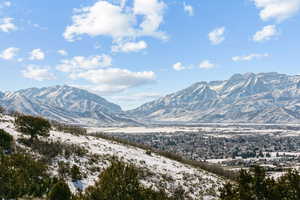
0,0,300,110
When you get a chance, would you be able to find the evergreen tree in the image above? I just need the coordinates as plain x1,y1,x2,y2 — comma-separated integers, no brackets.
15,115,51,140
48,181,72,200
0,129,13,151
220,166,300,200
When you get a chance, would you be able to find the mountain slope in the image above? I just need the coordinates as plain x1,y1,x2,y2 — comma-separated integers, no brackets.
0,85,137,126
128,72,300,124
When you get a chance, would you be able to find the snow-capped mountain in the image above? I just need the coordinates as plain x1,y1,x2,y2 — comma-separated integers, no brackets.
128,72,300,124
0,85,137,126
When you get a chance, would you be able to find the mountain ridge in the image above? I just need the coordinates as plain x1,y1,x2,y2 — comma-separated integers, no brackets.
128,72,300,124
0,85,138,126
2,72,300,125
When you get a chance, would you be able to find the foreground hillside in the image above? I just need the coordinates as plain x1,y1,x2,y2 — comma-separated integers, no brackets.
129,72,300,124
0,114,224,199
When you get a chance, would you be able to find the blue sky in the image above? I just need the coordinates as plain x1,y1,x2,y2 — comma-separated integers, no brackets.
0,0,300,110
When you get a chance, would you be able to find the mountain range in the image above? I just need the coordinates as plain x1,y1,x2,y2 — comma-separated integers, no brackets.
1,72,300,125
129,72,300,124
0,85,137,126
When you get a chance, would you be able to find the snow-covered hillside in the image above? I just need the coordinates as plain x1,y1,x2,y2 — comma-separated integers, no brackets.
0,114,224,200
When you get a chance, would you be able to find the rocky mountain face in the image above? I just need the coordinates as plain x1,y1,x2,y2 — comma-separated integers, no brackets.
0,85,137,126
128,72,300,124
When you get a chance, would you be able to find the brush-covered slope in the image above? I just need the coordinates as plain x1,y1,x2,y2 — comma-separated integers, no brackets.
0,114,224,199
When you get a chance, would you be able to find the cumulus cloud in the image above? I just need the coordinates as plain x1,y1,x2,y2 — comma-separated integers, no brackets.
0,47,19,60
112,40,147,53
29,49,45,60
252,0,300,22
253,25,278,42
22,65,56,81
183,2,194,16
133,0,166,39
0,17,17,32
232,53,269,62
172,62,186,71
63,0,167,42
56,54,112,73
64,1,135,41
57,49,68,56
199,60,216,69
208,27,225,45
71,68,156,93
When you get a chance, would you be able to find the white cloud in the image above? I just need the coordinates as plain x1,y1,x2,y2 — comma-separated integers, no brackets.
232,53,269,62
0,17,17,32
208,27,225,45
29,49,45,60
252,0,300,22
253,25,278,42
71,68,156,93
133,0,167,39
120,0,127,9
57,49,68,56
4,1,11,7
63,0,167,42
0,47,19,60
1,1,11,7
183,2,194,16
172,62,186,71
199,60,216,69
57,54,112,73
17,58,23,62
112,40,147,53
22,65,55,81
64,1,134,41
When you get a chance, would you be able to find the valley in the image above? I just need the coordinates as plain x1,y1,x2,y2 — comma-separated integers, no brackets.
2,72,300,199
91,123,300,178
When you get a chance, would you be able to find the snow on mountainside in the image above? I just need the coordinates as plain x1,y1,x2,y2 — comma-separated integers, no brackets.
0,114,224,199
128,72,300,124
0,85,138,126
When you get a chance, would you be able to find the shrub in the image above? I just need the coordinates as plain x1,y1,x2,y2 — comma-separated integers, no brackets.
52,122,87,135
58,161,71,179
17,137,88,163
15,115,51,140
83,160,172,200
0,129,13,151
0,153,53,199
0,106,4,114
48,181,72,200
219,166,300,200
71,165,82,181
18,138,63,162
146,150,152,156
